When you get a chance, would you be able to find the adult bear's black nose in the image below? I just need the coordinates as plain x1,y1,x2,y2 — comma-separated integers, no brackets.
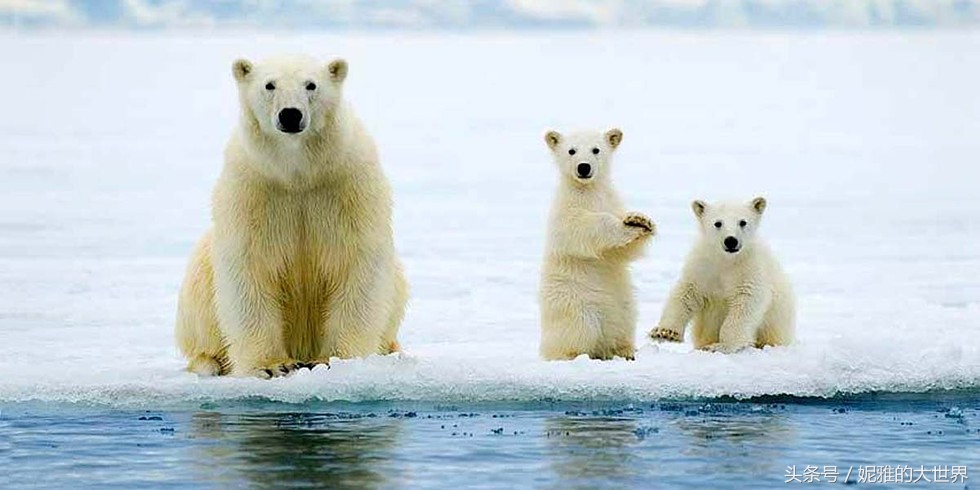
277,108,304,133
724,236,740,252
576,163,592,179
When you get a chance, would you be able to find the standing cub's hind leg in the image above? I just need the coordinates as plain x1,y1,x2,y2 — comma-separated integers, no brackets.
175,232,229,376
611,341,636,361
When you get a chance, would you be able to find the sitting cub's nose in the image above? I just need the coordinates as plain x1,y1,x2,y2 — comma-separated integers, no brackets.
576,163,592,179
724,236,740,251
277,108,304,133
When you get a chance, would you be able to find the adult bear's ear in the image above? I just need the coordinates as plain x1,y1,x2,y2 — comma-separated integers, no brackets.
691,200,707,219
327,58,348,83
232,59,253,83
751,196,767,215
544,130,562,150
605,128,623,149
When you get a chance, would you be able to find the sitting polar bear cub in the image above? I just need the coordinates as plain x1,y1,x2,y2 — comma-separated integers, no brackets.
175,55,408,378
539,128,655,361
649,197,794,353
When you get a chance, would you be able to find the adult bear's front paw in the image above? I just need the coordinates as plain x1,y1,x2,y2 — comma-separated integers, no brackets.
649,327,682,343
624,213,655,234
250,361,304,379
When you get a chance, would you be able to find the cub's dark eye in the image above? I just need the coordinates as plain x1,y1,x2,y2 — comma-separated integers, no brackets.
592,147,600,155
714,221,723,229
265,82,275,91
568,148,577,156
739,220,747,228
306,82,317,91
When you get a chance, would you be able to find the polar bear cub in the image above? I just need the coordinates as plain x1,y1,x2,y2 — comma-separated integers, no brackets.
649,197,794,352
539,128,655,361
174,55,408,378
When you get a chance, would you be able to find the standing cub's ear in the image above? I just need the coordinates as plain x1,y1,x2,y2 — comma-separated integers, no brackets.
327,58,348,83
544,130,562,150
605,128,623,149
751,196,767,215
232,59,253,83
691,200,707,218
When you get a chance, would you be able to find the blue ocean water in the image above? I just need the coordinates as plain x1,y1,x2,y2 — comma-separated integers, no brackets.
3,391,978,489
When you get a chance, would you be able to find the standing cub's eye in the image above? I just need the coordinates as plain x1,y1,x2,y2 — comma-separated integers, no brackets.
306,82,317,91
714,221,723,229
265,82,276,91
739,220,747,228
568,148,577,156
592,147,600,155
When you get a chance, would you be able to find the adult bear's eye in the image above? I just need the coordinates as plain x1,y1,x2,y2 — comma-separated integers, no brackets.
714,221,723,229
306,82,317,91
739,220,747,228
592,147,600,155
568,148,577,156
265,82,276,91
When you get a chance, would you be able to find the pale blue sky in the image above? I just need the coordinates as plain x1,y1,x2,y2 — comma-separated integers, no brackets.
3,0,980,30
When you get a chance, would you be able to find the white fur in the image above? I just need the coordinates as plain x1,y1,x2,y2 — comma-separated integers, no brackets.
175,55,408,378
650,197,795,352
539,129,654,360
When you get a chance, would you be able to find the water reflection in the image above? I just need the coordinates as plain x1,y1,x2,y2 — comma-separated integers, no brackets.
544,416,642,485
671,406,795,477
542,405,796,486
189,411,403,489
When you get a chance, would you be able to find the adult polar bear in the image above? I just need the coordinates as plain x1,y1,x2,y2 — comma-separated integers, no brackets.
176,55,408,378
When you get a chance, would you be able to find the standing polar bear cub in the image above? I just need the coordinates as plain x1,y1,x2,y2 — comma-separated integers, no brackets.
539,129,655,361
649,197,794,353
175,55,408,378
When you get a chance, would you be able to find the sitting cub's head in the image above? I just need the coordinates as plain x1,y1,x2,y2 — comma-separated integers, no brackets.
232,55,348,137
691,197,768,255
544,128,623,185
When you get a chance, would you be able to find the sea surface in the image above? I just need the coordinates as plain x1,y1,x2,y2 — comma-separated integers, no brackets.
4,393,979,489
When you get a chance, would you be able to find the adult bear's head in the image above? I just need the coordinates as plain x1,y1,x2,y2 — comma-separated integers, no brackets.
232,55,348,138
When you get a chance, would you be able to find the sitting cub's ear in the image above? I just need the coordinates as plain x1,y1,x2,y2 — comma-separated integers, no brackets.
605,128,623,149
691,200,707,218
328,58,348,83
544,130,562,150
751,196,767,215
232,59,253,83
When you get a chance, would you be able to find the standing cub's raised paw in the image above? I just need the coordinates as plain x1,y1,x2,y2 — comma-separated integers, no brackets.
649,327,682,343
624,213,655,234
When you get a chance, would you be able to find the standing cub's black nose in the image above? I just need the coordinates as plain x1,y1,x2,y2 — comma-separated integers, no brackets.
724,236,740,251
277,108,304,133
576,163,592,179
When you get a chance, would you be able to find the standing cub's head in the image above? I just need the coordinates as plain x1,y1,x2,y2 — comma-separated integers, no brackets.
692,197,768,255
232,55,348,137
544,128,623,185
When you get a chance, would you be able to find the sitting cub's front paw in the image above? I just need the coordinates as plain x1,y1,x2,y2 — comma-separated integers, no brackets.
649,327,682,343
624,213,655,234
